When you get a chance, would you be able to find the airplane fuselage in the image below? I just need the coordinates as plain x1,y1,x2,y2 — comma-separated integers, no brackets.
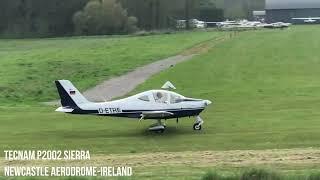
64,91,208,119
54,80,212,132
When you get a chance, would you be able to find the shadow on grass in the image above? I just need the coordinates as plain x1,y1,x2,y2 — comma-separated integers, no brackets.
138,126,205,137
62,126,205,138
15,126,205,140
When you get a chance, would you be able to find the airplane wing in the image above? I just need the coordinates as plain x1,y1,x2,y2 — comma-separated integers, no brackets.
161,81,176,90
140,111,174,119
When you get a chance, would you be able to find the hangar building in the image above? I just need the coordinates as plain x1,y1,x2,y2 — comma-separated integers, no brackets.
266,0,320,23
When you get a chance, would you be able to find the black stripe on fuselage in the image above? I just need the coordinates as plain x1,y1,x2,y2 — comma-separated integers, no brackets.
71,109,99,114
69,108,204,119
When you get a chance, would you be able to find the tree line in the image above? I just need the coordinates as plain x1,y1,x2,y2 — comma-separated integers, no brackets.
0,0,264,38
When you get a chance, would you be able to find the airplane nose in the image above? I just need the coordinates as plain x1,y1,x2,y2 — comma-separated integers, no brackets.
204,100,212,106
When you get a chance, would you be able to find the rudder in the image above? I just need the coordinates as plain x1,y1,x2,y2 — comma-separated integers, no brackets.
55,80,89,109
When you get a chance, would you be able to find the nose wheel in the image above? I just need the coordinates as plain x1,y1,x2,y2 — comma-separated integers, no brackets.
193,116,204,131
193,123,202,130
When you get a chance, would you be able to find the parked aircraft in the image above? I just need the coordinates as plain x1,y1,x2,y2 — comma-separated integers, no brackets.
55,80,212,133
263,22,291,29
209,19,264,29
206,20,239,28
292,17,320,23
208,19,291,30
176,19,206,29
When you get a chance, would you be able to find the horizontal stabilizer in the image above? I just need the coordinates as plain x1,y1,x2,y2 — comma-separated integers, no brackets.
55,107,74,113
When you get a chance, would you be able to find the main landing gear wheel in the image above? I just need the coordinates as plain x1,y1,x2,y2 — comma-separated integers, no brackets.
156,129,165,133
193,123,202,130
149,119,166,133
193,116,204,131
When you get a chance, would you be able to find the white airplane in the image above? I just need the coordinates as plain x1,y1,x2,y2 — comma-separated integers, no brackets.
55,80,212,133
263,22,291,29
190,19,207,28
207,19,264,29
292,17,320,23
214,20,239,28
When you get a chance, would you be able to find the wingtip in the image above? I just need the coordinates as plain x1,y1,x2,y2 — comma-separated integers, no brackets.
161,81,176,90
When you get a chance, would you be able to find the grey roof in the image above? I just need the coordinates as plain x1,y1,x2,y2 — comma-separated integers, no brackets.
266,0,320,10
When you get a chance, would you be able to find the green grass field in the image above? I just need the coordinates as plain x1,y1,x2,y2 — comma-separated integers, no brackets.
1,26,320,179
0,31,222,104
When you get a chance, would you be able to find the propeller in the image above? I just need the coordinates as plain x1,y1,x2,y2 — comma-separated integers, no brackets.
204,100,212,106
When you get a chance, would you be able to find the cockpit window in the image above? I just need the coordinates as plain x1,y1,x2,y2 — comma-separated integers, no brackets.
138,95,150,102
153,91,168,103
170,94,182,104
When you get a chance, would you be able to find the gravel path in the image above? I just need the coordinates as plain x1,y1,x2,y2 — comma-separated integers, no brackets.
45,35,228,105
82,35,229,102
83,54,194,102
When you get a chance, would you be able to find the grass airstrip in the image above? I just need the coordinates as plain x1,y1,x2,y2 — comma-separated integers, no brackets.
1,26,320,179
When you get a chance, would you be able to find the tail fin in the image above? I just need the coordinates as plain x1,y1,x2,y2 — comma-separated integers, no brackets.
55,80,90,109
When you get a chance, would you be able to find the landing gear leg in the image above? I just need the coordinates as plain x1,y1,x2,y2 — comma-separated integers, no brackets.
176,118,179,128
193,116,204,131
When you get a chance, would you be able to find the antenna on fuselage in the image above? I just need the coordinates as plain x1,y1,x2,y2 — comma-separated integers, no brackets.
161,81,176,90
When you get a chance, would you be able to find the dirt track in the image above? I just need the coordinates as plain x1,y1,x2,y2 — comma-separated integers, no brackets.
2,148,320,168
83,36,228,102
83,54,195,102
87,148,320,167
82,36,228,102
44,35,228,106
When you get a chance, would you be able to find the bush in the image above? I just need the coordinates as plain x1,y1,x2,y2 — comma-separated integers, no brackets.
134,30,175,37
201,170,237,180
308,172,320,180
201,170,223,180
73,0,138,35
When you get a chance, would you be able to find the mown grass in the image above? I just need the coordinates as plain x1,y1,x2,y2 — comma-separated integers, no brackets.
200,168,320,180
1,26,320,152
131,25,320,150
0,30,223,104
1,168,320,180
1,26,320,179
